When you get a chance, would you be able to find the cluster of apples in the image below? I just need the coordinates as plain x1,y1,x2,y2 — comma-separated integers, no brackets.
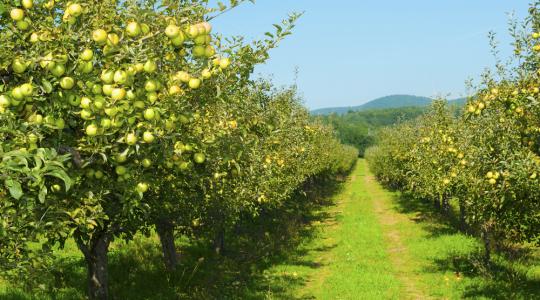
9,0,33,31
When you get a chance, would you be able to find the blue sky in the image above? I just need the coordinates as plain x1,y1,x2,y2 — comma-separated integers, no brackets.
210,1,530,109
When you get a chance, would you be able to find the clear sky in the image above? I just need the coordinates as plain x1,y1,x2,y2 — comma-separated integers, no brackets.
210,1,530,109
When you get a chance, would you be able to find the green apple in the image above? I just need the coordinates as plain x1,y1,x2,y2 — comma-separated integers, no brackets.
143,131,154,143
93,29,108,44
193,153,206,164
86,124,98,136
188,78,201,89
165,24,180,38
67,3,83,17
10,9,25,21
60,77,75,90
126,133,137,145
80,48,93,61
126,22,142,37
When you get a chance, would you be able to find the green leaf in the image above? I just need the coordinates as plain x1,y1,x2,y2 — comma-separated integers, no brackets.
5,179,23,200
47,170,72,191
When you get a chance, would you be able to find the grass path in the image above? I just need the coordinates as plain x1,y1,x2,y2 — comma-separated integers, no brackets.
274,159,540,299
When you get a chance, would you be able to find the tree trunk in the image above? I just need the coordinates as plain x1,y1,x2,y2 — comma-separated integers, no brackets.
442,195,450,215
213,227,225,255
76,231,111,300
156,219,178,271
458,199,467,232
481,226,491,265
433,197,441,210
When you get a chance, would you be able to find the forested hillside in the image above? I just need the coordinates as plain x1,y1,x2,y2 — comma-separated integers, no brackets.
317,106,427,156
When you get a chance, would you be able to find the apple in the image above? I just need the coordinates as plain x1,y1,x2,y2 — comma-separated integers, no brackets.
94,170,104,179
187,25,199,38
80,97,92,109
201,22,212,34
115,152,127,163
30,33,39,43
144,108,156,120
11,88,24,100
10,9,25,21
143,131,154,143
80,49,93,61
176,71,190,83
102,84,114,96
171,33,185,47
144,60,157,73
146,92,158,103
22,0,33,9
219,57,231,69
111,88,126,100
201,69,212,79
104,107,118,117
93,29,108,44
79,61,94,74
101,70,114,83
193,153,205,164
107,33,120,46
93,97,105,109
20,83,33,96
101,118,112,129
51,64,66,77
134,101,145,109
193,45,206,57
115,166,127,176
126,22,141,37
165,24,180,38
188,78,201,89
169,85,182,95
0,95,10,107
16,20,30,31
142,158,152,168
86,124,98,136
60,77,75,90
136,182,149,193
80,109,93,120
204,46,215,58
67,3,83,17
56,118,66,129
12,59,28,74
194,35,207,45
126,133,137,145
144,80,158,92
114,70,128,84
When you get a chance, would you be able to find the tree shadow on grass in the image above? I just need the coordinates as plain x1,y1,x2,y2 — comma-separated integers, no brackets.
0,177,345,300
390,191,540,299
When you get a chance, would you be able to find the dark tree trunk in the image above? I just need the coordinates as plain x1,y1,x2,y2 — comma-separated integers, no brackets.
213,227,225,255
442,195,450,215
481,226,491,265
76,230,111,300
458,199,467,232
433,197,441,210
156,219,178,271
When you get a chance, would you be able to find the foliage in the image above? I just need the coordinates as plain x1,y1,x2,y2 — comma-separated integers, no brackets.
366,1,540,258
0,0,357,298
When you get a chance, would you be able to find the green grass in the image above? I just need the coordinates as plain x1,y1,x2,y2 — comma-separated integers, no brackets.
1,159,539,299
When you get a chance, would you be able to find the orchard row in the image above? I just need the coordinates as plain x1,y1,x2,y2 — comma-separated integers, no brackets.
0,1,358,299
366,1,540,260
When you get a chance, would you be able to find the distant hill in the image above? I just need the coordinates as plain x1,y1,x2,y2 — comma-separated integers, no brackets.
311,94,467,115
